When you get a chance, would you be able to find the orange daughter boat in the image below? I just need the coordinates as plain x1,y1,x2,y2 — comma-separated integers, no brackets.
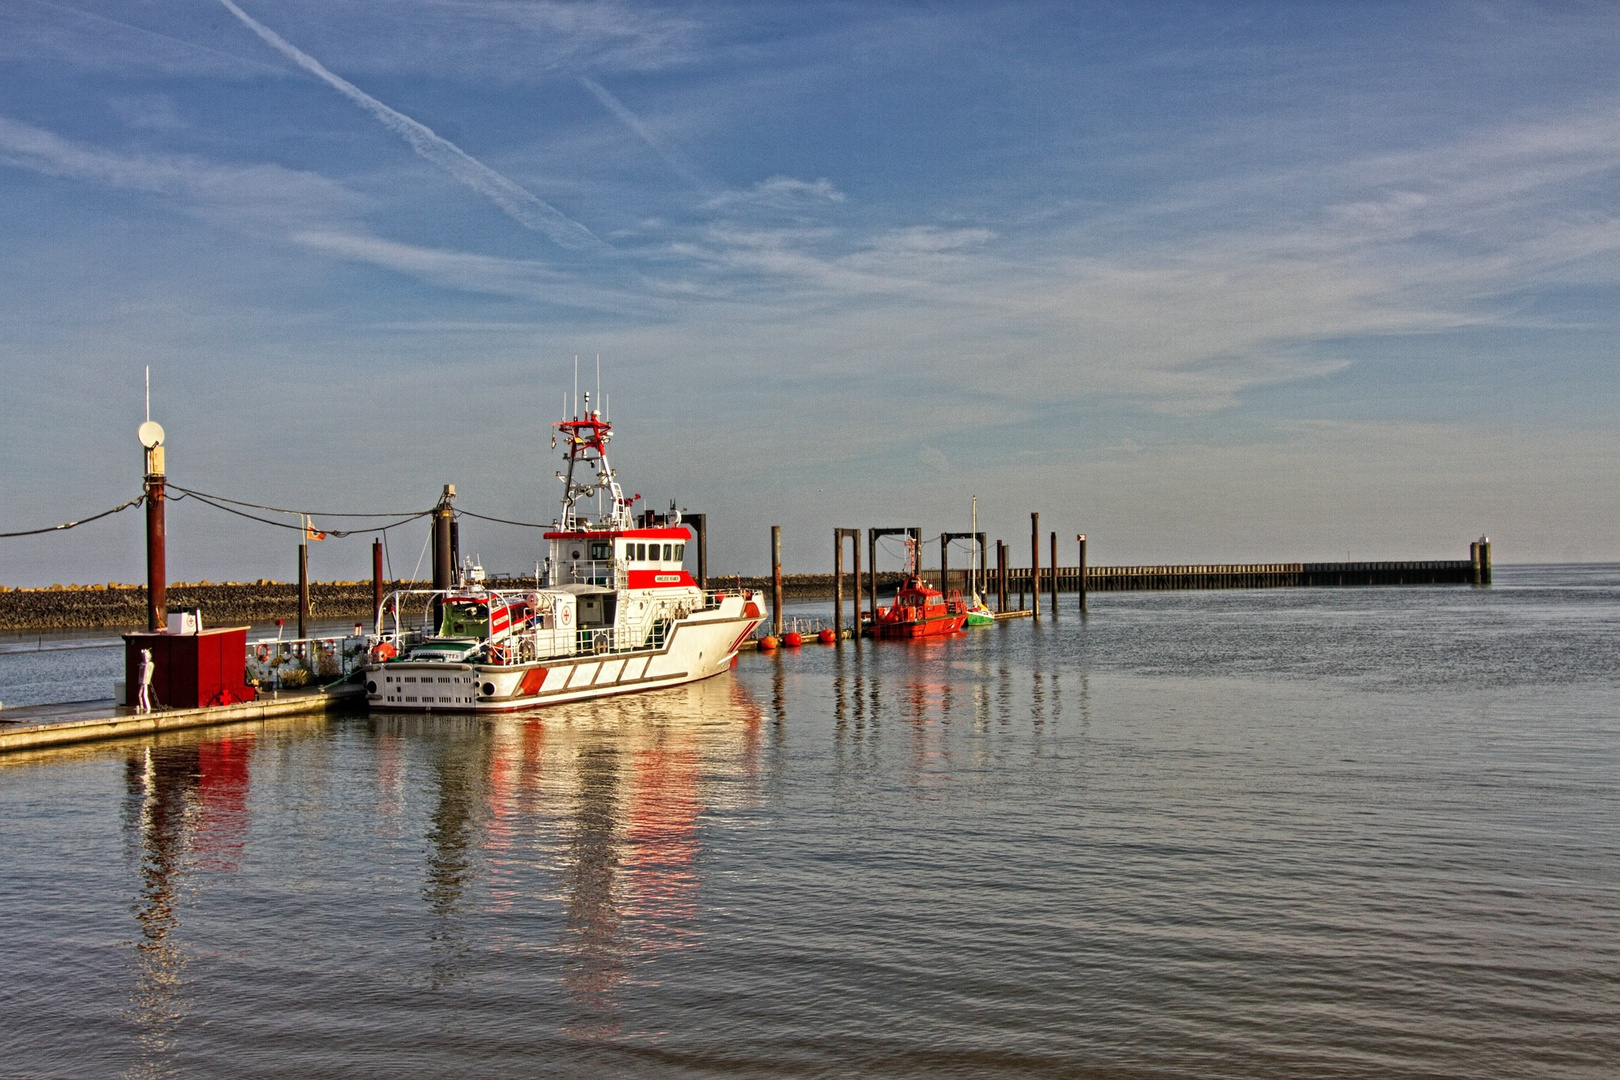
865,538,968,639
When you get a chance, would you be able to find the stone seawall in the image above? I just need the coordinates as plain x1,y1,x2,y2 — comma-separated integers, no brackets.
0,582,428,631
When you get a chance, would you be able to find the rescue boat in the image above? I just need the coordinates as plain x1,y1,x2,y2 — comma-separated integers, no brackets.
362,392,767,712
865,538,969,639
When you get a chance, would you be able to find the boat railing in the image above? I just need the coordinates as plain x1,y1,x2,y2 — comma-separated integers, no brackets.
543,558,626,589
246,633,370,689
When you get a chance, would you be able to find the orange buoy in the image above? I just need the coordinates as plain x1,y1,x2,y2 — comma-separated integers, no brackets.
759,635,779,651
784,631,803,647
818,628,836,644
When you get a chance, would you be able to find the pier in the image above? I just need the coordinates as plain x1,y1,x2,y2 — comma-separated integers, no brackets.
0,684,361,755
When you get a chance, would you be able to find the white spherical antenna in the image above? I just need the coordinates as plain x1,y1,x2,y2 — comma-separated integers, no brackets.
137,420,165,448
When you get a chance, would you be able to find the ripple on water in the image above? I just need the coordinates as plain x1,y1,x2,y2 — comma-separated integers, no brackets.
0,567,1616,1077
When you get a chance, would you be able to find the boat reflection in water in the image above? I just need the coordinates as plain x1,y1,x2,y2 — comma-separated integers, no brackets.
374,672,768,1032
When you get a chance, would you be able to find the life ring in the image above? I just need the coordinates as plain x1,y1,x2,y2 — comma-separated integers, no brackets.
489,642,511,665
255,644,271,662
370,642,397,663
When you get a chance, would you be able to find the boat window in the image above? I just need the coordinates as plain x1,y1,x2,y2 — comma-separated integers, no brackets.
636,542,647,561
662,543,672,561
439,601,489,639
590,542,611,560
675,544,685,561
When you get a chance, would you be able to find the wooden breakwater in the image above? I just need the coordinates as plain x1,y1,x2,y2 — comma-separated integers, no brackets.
1000,560,1480,592
702,559,1483,600
0,581,431,632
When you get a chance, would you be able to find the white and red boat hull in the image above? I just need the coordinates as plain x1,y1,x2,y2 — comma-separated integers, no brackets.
366,593,764,713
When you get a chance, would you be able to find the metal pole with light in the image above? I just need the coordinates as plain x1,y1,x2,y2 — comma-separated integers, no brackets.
137,369,167,632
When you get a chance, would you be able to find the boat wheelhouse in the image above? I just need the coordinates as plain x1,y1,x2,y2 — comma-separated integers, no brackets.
363,392,766,712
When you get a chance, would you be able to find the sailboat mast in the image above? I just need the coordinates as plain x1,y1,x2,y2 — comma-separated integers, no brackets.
971,495,978,598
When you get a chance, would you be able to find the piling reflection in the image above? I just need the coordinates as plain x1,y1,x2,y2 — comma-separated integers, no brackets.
120,733,256,1079
422,718,487,988
828,629,1081,786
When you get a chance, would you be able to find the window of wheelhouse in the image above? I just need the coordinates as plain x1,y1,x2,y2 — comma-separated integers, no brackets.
589,541,611,561
440,601,489,639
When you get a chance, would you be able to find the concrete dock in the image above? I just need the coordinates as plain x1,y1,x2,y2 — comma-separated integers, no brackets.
0,684,363,755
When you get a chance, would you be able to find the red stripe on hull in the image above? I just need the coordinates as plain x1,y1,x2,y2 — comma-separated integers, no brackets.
625,569,699,589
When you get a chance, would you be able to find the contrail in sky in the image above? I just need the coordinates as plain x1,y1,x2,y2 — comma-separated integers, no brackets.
218,0,605,252
580,76,709,192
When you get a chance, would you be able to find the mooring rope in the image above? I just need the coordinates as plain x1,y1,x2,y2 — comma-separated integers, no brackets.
173,490,432,537
4,488,562,544
455,508,554,529
165,485,431,519
0,495,146,539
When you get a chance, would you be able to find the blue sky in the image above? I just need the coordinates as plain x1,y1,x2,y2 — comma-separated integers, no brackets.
2,0,1618,585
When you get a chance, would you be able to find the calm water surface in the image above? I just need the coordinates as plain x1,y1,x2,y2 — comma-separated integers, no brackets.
1,567,1617,1078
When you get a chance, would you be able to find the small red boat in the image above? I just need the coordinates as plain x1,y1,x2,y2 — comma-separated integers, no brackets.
866,539,968,639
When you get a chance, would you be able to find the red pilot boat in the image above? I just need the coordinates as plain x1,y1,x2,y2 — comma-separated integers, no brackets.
866,539,969,639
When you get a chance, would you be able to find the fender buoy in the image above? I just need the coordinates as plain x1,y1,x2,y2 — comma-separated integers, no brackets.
783,631,803,647
818,629,836,644
759,635,778,651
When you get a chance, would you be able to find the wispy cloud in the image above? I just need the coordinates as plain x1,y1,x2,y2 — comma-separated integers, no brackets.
3,0,291,77
0,114,358,232
290,229,650,314
217,0,608,252
704,176,846,212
